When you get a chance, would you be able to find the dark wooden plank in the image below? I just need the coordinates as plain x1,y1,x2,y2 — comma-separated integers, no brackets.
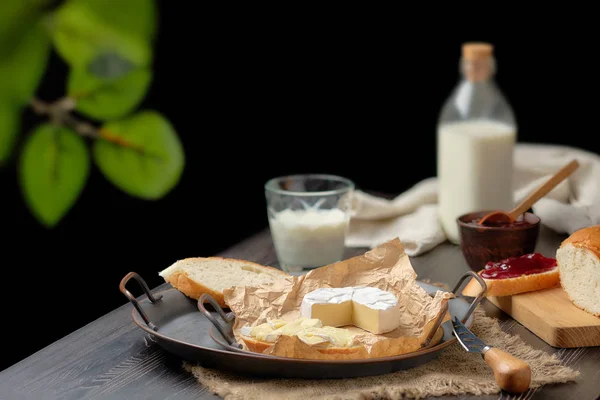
1,226,598,400
0,297,212,400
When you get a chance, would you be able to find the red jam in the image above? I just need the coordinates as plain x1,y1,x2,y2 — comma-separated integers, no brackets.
470,218,533,228
480,253,557,279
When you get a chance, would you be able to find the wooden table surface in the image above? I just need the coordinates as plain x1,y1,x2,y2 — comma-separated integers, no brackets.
1,226,599,400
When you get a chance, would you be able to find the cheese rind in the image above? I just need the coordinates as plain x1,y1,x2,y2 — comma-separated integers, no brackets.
301,287,402,334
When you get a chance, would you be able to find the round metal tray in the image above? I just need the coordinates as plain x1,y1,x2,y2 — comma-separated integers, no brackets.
120,271,486,379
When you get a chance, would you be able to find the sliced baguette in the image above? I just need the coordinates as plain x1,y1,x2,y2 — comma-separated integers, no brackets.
462,266,560,297
159,257,289,307
240,335,367,358
241,336,274,354
556,225,600,316
240,328,446,359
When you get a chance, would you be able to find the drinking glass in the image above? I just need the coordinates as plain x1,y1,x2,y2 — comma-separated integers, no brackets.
264,174,355,273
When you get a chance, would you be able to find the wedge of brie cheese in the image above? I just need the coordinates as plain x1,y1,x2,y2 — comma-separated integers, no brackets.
301,287,402,334
299,287,354,327
240,317,356,347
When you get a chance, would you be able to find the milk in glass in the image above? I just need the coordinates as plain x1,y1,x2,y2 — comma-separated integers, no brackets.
269,208,349,268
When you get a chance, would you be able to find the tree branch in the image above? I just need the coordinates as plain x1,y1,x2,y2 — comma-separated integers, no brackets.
30,97,146,154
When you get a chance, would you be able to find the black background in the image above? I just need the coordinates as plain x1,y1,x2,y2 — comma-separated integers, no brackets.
2,5,599,371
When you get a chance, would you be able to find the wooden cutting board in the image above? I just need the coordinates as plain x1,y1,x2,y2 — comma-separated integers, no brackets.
487,287,600,348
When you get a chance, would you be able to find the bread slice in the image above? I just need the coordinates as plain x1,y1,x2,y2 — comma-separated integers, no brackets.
159,257,289,307
556,225,600,316
241,336,274,354
462,266,560,297
240,329,446,360
238,317,368,358
238,316,446,359
240,335,367,357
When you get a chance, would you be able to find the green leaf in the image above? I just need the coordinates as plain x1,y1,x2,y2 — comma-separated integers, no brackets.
0,0,49,56
0,102,21,164
50,0,153,69
94,111,184,199
65,0,157,42
0,21,51,105
68,67,152,120
0,18,50,163
19,124,90,227
88,51,135,79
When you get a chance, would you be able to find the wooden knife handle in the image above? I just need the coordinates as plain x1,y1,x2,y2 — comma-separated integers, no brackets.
483,347,532,393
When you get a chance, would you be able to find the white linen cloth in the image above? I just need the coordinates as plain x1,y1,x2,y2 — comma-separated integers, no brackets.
346,143,600,256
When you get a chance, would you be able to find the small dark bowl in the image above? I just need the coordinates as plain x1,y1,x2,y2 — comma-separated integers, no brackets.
457,210,541,271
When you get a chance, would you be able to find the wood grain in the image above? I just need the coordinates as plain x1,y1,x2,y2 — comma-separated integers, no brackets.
483,347,531,394
487,287,600,348
0,225,598,400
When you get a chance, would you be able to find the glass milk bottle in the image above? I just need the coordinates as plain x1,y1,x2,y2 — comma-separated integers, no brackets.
437,42,517,244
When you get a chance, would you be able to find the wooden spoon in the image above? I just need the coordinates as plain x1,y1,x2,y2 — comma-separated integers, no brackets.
478,159,580,226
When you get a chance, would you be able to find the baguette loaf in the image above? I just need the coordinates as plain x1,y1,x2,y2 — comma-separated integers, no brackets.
159,257,289,307
556,225,600,316
462,266,560,297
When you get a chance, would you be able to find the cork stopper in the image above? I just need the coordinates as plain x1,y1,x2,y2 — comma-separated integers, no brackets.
462,42,494,61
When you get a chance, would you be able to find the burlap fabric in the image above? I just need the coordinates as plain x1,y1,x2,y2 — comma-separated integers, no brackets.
184,306,579,399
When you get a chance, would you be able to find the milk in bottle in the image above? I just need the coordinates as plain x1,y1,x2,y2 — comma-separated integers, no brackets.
437,43,517,244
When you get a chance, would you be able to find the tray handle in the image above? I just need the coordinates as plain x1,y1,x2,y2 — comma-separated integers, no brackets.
198,294,243,349
452,270,487,323
119,272,163,331
421,271,486,348
421,298,449,348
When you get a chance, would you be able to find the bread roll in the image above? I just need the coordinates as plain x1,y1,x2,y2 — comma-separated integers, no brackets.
159,257,289,307
556,225,600,316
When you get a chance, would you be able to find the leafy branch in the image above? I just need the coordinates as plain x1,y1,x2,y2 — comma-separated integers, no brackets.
30,97,147,154
0,0,184,227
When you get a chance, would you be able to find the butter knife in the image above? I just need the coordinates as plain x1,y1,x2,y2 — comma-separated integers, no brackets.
452,316,531,393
